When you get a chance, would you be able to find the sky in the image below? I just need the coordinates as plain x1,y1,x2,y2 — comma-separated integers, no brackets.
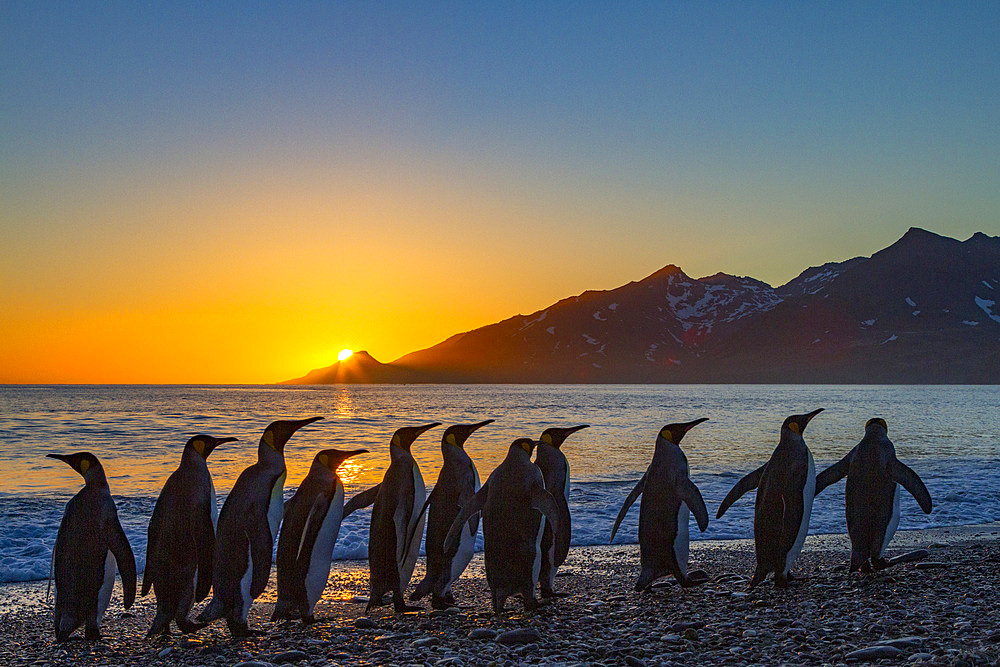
2,2,998,384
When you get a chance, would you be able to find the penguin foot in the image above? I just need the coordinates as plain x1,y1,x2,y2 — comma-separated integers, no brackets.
84,626,102,641
177,619,208,634
226,620,264,638
540,588,570,598
431,596,459,610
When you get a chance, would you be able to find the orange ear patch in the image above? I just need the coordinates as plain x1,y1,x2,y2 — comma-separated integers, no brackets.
541,433,553,445
319,453,329,468
391,434,401,447
192,439,205,456
446,433,457,446
79,459,90,474
520,441,533,454
263,431,274,449
788,422,800,434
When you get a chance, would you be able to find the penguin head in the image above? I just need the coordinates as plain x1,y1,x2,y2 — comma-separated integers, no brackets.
782,408,824,436
390,422,441,452
865,417,888,433
315,448,368,473
186,434,238,459
47,452,103,482
539,424,590,449
657,417,708,445
510,438,537,456
261,416,324,453
443,420,494,450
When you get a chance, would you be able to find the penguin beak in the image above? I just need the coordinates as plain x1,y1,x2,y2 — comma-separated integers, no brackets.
46,453,70,465
414,422,441,437
802,408,824,427
564,424,590,435
471,419,495,431
682,418,708,433
291,416,324,431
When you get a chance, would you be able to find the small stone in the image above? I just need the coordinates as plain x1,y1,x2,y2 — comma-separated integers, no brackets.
234,662,273,667
909,654,934,663
350,595,369,604
877,637,923,650
915,562,949,570
683,628,699,641
660,634,682,643
468,628,497,640
413,637,440,648
272,650,309,664
845,645,904,662
670,621,705,631
608,594,628,602
496,628,542,646
625,657,646,667
353,617,377,629
157,648,173,658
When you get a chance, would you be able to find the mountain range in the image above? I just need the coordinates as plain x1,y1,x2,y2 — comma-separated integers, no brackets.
284,228,1000,384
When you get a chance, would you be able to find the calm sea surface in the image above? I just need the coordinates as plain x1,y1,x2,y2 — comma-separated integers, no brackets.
1,384,998,582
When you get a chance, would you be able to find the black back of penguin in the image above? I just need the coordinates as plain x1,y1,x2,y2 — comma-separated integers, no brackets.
143,435,235,637
48,452,136,642
197,417,322,633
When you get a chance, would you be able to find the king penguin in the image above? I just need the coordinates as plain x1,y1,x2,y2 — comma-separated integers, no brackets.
445,438,561,615
143,434,236,637
609,419,710,591
272,448,368,624
343,423,440,613
815,418,932,572
535,424,589,598
410,419,494,609
47,452,136,642
196,416,323,636
717,409,824,589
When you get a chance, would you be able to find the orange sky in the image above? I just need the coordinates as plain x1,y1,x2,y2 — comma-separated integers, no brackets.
4,5,998,384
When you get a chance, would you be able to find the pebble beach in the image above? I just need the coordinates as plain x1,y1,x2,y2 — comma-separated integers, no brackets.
3,524,999,667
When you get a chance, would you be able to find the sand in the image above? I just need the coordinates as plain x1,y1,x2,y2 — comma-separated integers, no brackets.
3,524,1000,666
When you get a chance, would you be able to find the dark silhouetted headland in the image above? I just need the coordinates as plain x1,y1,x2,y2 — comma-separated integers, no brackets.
284,229,1000,384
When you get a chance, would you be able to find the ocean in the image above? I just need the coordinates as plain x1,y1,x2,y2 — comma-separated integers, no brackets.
1,384,998,584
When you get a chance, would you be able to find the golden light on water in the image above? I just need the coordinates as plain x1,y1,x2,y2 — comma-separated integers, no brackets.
337,349,354,361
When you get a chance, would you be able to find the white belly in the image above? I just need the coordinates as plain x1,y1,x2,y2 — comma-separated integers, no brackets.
304,483,345,611
674,504,690,578
563,459,571,501
239,470,286,621
532,516,546,587
784,451,815,575
880,483,901,557
444,463,481,594
209,477,218,528
96,551,116,624
399,465,426,589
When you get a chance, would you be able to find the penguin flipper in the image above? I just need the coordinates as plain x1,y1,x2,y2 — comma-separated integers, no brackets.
888,459,932,514
108,514,137,609
296,495,331,564
141,503,164,597
194,502,215,602
402,487,435,567
609,473,646,544
343,484,381,518
679,478,710,532
248,518,273,599
530,488,560,537
815,448,855,495
716,464,765,519
444,484,488,554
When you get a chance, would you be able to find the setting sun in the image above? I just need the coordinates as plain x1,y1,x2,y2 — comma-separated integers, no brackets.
337,349,354,362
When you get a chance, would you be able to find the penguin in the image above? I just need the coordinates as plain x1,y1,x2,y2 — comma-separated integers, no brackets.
444,438,561,615
47,452,136,642
196,416,323,636
716,408,824,589
535,424,589,598
609,419,710,591
410,420,494,609
815,418,932,573
143,434,236,637
342,423,440,613
272,448,368,624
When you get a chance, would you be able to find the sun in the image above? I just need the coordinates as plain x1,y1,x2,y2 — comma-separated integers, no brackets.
337,349,354,361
